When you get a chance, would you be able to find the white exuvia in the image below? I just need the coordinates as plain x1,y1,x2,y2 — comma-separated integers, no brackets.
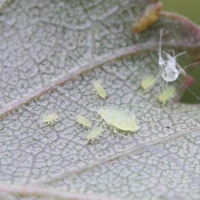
158,29,186,83
141,29,200,103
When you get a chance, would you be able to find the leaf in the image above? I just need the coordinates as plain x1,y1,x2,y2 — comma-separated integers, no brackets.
1,0,200,200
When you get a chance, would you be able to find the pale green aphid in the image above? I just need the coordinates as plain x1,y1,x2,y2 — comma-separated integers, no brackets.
86,127,102,141
141,75,155,90
94,81,106,99
98,109,139,132
76,115,92,127
158,86,176,105
42,113,58,124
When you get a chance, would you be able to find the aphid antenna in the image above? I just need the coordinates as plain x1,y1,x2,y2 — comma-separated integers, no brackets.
183,61,200,70
178,78,200,101
158,28,166,68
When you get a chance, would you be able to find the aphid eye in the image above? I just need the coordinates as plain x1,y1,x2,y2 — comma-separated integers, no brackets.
94,81,106,99
132,2,162,33
76,115,92,127
42,113,58,124
141,75,155,90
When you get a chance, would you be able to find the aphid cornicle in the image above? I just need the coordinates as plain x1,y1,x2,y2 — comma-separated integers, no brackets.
42,113,58,124
158,86,175,105
86,127,102,141
76,115,92,127
141,75,155,90
94,81,106,99
98,108,139,132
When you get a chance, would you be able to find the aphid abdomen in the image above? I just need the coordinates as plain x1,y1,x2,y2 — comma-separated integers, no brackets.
141,75,155,90
76,115,92,127
98,109,139,132
161,67,179,82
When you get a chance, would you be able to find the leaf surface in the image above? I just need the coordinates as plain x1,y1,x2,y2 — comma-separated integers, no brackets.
1,0,200,200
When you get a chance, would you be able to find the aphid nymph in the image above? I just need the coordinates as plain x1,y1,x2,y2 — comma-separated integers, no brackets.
42,113,58,124
86,127,102,141
94,81,106,99
76,115,92,127
141,75,155,90
158,86,175,105
98,108,139,132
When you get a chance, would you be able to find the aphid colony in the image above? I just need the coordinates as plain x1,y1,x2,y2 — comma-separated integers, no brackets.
41,28,193,143
75,109,138,142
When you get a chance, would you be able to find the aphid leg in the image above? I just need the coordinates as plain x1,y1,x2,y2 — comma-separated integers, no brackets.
114,129,132,140
103,122,109,136
176,63,186,76
183,61,200,71
178,78,200,101
175,51,187,58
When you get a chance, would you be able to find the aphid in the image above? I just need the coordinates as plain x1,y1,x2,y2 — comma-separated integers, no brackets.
132,2,162,33
94,81,106,99
42,113,58,124
76,115,92,127
98,108,139,132
158,29,187,83
86,127,102,141
158,86,175,105
141,75,155,90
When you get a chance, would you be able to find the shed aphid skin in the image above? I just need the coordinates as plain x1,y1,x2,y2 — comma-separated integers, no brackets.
76,115,92,127
158,86,176,105
98,108,139,132
141,75,155,90
158,29,187,83
132,2,162,33
157,29,200,102
42,113,58,124
94,81,106,99
86,127,102,141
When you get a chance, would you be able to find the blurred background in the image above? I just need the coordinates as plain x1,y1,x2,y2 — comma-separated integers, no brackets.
161,0,200,25
161,0,200,104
